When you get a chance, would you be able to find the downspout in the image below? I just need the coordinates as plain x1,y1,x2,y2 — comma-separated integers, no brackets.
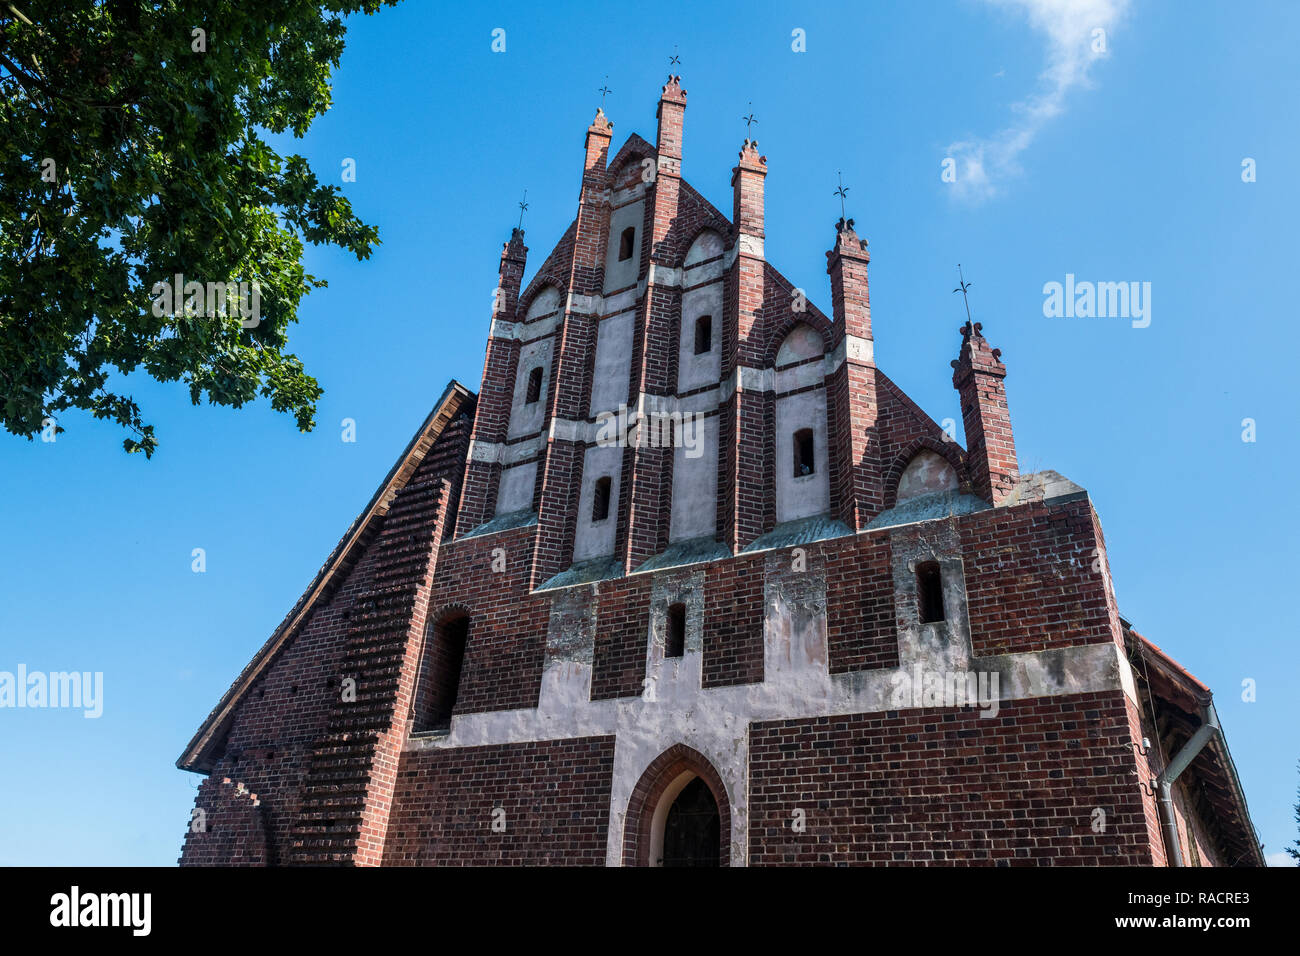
1157,702,1221,867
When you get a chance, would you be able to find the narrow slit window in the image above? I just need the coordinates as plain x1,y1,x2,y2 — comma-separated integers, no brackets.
618,226,636,261
794,428,815,477
592,476,612,522
916,561,945,624
666,603,686,658
525,366,543,404
694,315,712,355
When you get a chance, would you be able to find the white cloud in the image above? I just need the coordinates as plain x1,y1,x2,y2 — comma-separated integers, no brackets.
947,0,1130,202
1266,851,1296,867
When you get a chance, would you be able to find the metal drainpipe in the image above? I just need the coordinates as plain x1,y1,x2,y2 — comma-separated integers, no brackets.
1156,702,1221,867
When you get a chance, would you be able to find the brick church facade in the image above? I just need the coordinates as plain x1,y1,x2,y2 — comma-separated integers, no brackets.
177,77,1261,867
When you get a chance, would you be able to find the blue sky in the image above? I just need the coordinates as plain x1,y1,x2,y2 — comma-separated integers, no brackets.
1,0,1297,866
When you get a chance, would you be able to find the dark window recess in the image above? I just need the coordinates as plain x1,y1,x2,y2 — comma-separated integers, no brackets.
592,476,612,521
419,615,469,731
525,366,543,404
660,777,720,867
916,561,945,624
694,315,712,355
618,227,636,261
666,603,686,658
794,428,815,476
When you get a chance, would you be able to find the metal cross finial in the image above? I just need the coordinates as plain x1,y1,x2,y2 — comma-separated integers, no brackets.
953,264,974,323
669,45,680,67
517,189,528,230
834,171,850,219
598,77,612,107
742,102,758,131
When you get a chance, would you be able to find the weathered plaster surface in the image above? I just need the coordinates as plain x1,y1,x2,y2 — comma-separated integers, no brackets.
507,338,552,439
775,323,825,366
775,387,830,522
897,449,959,502
572,444,623,561
589,310,634,415
495,460,537,515
603,200,645,293
668,414,718,542
677,282,723,393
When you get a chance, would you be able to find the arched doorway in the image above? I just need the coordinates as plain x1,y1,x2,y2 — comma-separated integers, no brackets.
660,777,720,866
623,744,731,867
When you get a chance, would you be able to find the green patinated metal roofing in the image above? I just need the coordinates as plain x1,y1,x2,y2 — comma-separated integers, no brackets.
460,507,538,539
742,513,854,553
536,554,625,592
634,535,732,574
866,489,990,530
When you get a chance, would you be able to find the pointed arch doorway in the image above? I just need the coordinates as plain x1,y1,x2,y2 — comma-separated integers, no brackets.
661,776,720,866
623,744,731,867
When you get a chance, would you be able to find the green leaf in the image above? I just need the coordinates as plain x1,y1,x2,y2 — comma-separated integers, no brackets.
0,0,398,458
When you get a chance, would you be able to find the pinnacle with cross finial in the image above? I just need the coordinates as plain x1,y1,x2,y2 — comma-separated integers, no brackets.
953,264,974,324
834,171,850,219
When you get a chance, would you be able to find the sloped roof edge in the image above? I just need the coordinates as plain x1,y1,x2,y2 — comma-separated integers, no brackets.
176,380,475,773
1127,626,1265,866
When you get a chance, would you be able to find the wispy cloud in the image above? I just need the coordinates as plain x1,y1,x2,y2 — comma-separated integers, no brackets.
947,0,1130,202
1266,851,1297,867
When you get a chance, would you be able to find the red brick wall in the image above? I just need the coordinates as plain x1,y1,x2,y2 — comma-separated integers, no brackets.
953,324,1018,505
289,413,472,865
382,736,616,865
429,525,549,715
1173,783,1221,867
591,575,654,700
877,374,967,500
1124,692,1167,866
748,690,1159,865
178,512,389,865
179,777,268,866
824,532,898,672
585,550,772,696
701,554,765,687
958,497,1119,657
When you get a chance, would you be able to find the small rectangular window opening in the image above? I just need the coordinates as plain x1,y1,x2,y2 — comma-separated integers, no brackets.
592,476,612,522
665,603,686,658
794,428,815,477
917,561,945,624
618,227,636,261
525,366,543,404
694,315,712,355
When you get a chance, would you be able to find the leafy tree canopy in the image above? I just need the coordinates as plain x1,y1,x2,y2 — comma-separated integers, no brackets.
0,1,396,456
